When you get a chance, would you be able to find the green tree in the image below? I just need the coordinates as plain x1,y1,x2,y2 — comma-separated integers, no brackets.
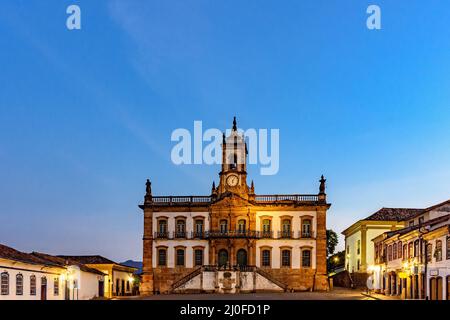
326,229,339,256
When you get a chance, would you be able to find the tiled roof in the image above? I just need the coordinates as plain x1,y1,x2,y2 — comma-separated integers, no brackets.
31,252,105,276
57,255,117,265
0,244,106,276
406,199,450,220
362,208,424,221
0,244,62,268
384,213,450,240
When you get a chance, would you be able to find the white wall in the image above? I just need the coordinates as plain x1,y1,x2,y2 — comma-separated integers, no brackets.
425,234,450,299
0,259,65,300
255,211,317,237
152,240,209,268
77,271,103,300
112,269,135,295
153,211,210,234
345,231,361,272
255,239,316,269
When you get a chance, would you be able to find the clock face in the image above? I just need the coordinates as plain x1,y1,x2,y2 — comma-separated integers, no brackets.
226,174,239,187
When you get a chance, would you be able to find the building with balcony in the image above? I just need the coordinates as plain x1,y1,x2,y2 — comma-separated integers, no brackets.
371,199,450,300
139,118,331,294
342,207,422,286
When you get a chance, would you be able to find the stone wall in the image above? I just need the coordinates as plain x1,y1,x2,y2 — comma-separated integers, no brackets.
153,267,197,294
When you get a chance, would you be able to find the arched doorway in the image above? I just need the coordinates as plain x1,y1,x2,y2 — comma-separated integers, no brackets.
236,249,248,266
218,249,228,267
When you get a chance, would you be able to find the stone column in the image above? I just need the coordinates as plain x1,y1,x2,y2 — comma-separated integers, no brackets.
314,207,328,291
360,225,367,273
141,206,154,295
210,241,216,265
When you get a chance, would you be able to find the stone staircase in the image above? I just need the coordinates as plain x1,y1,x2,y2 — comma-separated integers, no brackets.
170,266,202,292
170,265,288,293
255,267,288,291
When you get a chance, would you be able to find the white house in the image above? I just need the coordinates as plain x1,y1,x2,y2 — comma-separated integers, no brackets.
57,255,137,298
342,208,421,275
0,244,105,300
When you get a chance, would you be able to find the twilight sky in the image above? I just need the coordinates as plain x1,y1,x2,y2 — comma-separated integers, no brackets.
1,0,450,262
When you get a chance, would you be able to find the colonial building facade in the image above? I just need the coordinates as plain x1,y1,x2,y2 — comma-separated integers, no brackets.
0,244,105,300
371,199,450,300
139,119,331,295
342,208,422,286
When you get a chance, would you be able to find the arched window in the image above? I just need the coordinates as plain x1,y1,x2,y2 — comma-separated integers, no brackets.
375,244,379,260
1,272,9,295
302,219,311,238
176,248,185,266
388,245,392,261
398,241,402,259
175,219,186,238
53,277,59,296
393,243,397,260
194,219,204,237
447,237,450,260
414,240,420,257
436,240,442,262
158,248,167,266
261,250,271,267
218,249,229,267
16,274,23,295
237,219,246,234
236,249,248,266
403,244,407,260
194,249,204,266
408,242,413,258
30,275,36,296
262,219,271,238
281,219,291,238
281,250,291,267
158,219,167,237
220,220,228,234
302,249,311,268
427,243,433,262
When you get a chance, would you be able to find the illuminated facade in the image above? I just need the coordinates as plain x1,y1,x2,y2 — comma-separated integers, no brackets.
371,199,450,300
139,118,331,294
0,244,105,300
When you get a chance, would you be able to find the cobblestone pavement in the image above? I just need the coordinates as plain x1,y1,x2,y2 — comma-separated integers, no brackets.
118,288,375,300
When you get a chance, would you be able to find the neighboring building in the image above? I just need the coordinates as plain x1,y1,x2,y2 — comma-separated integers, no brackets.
0,244,105,300
372,199,450,300
342,208,422,275
139,118,331,295
59,255,137,298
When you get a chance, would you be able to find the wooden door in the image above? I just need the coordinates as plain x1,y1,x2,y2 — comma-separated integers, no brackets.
447,276,450,300
41,277,47,300
437,277,443,300
98,280,104,297
430,278,436,300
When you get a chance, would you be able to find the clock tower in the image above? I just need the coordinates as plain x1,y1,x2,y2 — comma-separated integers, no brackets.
217,117,250,197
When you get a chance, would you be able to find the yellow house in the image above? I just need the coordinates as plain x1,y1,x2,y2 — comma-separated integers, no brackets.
342,208,423,274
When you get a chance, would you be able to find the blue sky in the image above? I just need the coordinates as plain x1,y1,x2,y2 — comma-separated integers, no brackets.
1,1,450,261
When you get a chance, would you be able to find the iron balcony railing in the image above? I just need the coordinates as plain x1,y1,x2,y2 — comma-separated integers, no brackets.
149,194,320,205
254,194,319,202
154,230,314,240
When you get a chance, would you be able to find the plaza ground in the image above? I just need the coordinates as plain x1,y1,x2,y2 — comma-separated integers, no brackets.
117,287,376,300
